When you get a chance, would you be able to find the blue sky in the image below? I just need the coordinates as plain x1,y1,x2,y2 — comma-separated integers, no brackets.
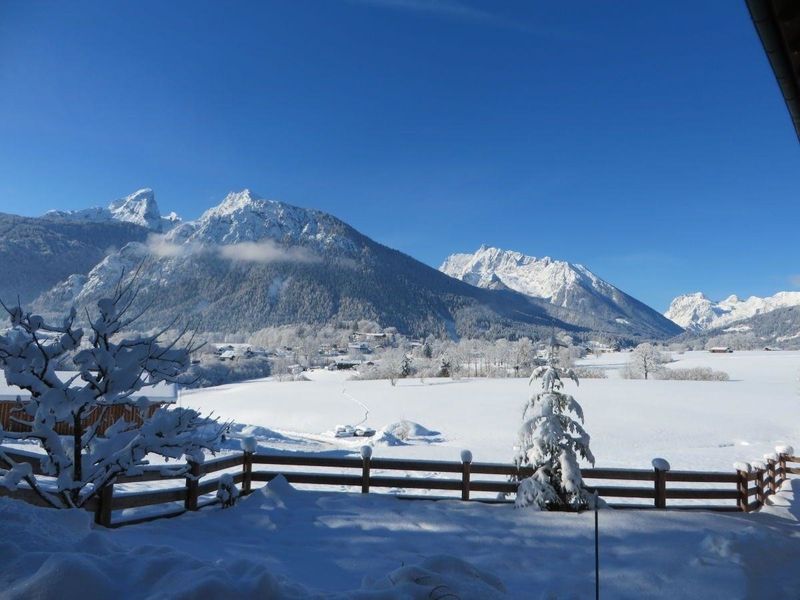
1,0,798,311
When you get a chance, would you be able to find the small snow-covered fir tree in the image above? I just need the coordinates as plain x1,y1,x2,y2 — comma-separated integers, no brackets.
0,272,223,509
514,346,594,510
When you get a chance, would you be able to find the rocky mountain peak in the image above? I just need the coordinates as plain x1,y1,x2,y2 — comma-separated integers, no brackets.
42,188,177,233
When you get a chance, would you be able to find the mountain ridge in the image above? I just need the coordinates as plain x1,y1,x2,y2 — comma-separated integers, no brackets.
6,188,680,341
664,290,800,331
43,188,180,232
440,246,682,339
0,212,149,305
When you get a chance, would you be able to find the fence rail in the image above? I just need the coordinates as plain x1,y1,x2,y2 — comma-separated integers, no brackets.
0,401,163,436
1,446,795,528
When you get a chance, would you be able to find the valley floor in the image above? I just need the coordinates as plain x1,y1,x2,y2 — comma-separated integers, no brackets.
180,351,800,473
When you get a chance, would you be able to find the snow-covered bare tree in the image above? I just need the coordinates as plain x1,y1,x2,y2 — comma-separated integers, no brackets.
0,275,223,509
514,354,594,510
514,337,535,375
627,343,668,380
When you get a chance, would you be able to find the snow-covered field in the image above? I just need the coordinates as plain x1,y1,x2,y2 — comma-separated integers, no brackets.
4,350,800,598
3,476,799,598
180,351,800,472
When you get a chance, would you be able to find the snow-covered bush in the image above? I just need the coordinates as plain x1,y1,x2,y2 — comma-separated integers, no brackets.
187,354,271,388
0,279,223,509
514,361,595,510
657,367,729,381
216,473,239,508
571,367,607,379
383,420,441,441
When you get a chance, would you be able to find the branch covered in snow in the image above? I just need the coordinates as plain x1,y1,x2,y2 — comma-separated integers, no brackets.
0,270,223,508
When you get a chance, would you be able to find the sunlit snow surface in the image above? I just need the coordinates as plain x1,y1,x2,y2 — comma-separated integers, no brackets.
2,477,799,598
181,351,800,471
3,350,800,598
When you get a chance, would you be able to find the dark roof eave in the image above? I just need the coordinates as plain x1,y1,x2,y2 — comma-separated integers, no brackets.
746,0,800,142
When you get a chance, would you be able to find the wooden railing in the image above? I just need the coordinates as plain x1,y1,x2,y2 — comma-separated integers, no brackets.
0,401,162,435
737,451,796,513
1,446,796,528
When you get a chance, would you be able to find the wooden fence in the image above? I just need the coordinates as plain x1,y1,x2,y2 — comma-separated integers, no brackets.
2,445,796,528
0,401,162,435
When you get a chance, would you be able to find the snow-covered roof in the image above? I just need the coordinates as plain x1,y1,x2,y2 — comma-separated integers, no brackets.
0,372,178,403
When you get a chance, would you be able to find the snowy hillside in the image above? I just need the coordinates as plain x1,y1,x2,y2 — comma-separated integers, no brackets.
43,188,180,233
0,212,148,304
441,246,682,338
665,291,800,331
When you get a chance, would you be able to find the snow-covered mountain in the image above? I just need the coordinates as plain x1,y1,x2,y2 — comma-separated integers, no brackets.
28,190,677,340
440,246,682,338
165,189,358,253
441,246,613,305
37,190,371,320
43,188,180,232
664,291,800,331
0,211,149,305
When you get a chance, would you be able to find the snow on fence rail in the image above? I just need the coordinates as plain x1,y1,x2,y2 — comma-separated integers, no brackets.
1,447,796,527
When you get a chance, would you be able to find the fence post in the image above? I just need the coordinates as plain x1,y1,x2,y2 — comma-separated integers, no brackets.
752,460,766,509
185,458,202,511
775,445,793,488
94,481,114,527
734,462,751,512
241,436,256,495
652,458,670,509
361,445,372,494
461,450,472,501
764,454,778,496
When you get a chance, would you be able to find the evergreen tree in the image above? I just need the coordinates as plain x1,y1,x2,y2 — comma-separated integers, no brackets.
438,356,451,378
421,342,433,359
400,354,414,378
513,348,594,510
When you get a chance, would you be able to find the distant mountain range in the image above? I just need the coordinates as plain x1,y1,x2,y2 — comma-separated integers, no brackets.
440,246,682,339
669,304,800,350
664,291,800,332
3,188,681,341
663,290,800,350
